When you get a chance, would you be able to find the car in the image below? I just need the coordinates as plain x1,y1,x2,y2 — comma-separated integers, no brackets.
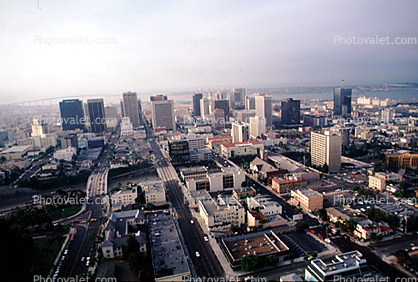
195,251,200,257
64,249,68,255
81,257,85,262
86,261,90,266
61,255,65,260
190,219,194,224
204,236,209,242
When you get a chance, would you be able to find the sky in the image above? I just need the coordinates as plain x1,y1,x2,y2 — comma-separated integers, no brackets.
0,0,417,103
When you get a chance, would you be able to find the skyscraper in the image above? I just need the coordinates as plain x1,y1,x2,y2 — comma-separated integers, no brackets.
192,93,203,116
212,99,230,121
280,98,300,125
249,116,266,139
122,91,140,128
200,98,211,120
87,99,106,133
311,131,342,172
255,94,272,129
245,96,256,110
231,121,249,143
150,95,175,130
59,99,85,131
231,88,245,109
334,88,352,117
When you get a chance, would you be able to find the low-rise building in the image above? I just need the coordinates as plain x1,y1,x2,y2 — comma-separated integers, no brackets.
111,187,137,210
149,212,191,281
0,145,33,160
368,175,386,192
272,177,307,194
305,251,370,282
290,189,323,212
232,187,256,200
220,140,264,158
198,190,245,231
247,195,282,216
53,146,77,162
101,210,147,259
189,147,213,163
387,151,418,170
354,219,393,240
142,180,166,205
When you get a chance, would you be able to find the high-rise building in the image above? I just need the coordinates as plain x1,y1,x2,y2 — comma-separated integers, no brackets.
311,131,342,172
246,96,256,110
381,108,394,123
192,93,203,116
231,121,249,143
255,94,272,129
200,98,211,120
235,110,256,123
212,99,230,121
59,99,85,131
31,117,48,138
212,109,225,130
231,88,245,109
280,98,300,125
150,95,175,131
87,99,107,133
334,88,352,117
249,116,266,139
122,92,140,128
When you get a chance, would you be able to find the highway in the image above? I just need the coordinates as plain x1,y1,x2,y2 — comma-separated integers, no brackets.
145,124,225,278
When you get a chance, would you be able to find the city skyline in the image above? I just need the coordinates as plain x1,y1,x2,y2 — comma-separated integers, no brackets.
0,0,417,102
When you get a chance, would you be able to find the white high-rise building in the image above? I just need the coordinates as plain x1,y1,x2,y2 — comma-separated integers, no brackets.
249,116,266,139
231,121,249,143
31,117,47,138
255,94,272,129
311,131,342,172
381,109,395,123
151,96,175,131
120,117,134,137
200,98,211,120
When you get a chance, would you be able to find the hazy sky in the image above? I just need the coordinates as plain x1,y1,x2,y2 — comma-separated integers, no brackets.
0,0,417,102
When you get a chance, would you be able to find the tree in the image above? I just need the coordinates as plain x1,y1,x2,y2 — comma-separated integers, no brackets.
317,209,328,221
123,235,140,260
394,249,410,265
266,255,278,266
241,254,259,271
296,221,308,232
0,156,6,163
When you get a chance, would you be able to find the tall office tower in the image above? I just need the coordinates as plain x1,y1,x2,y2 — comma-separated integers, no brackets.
246,96,256,110
192,93,203,116
249,116,266,139
235,110,256,123
280,98,300,125
200,97,211,120
311,131,342,172
212,99,230,121
231,121,249,143
150,95,167,101
333,88,352,117
87,99,107,134
150,95,175,130
230,88,245,109
120,100,125,117
31,117,47,138
59,99,85,131
212,109,225,130
255,94,272,129
122,92,140,128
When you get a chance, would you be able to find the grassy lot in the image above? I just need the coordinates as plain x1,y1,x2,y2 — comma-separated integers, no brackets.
32,237,62,276
51,205,82,221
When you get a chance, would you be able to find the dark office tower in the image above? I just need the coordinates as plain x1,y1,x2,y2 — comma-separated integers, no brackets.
192,93,203,116
334,88,352,117
59,99,85,131
120,100,125,117
280,98,300,125
150,95,167,101
122,91,140,128
87,99,106,133
212,99,230,120
230,88,245,109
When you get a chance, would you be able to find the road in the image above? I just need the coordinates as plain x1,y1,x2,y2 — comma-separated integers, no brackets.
146,124,225,278
331,236,408,281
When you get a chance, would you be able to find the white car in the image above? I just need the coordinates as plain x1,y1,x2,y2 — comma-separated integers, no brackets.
195,251,200,257
81,257,85,262
204,236,209,242
190,219,194,224
64,249,68,255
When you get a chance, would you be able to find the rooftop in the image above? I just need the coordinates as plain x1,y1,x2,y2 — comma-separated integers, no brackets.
221,140,262,148
0,145,33,154
310,251,367,274
148,212,190,279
